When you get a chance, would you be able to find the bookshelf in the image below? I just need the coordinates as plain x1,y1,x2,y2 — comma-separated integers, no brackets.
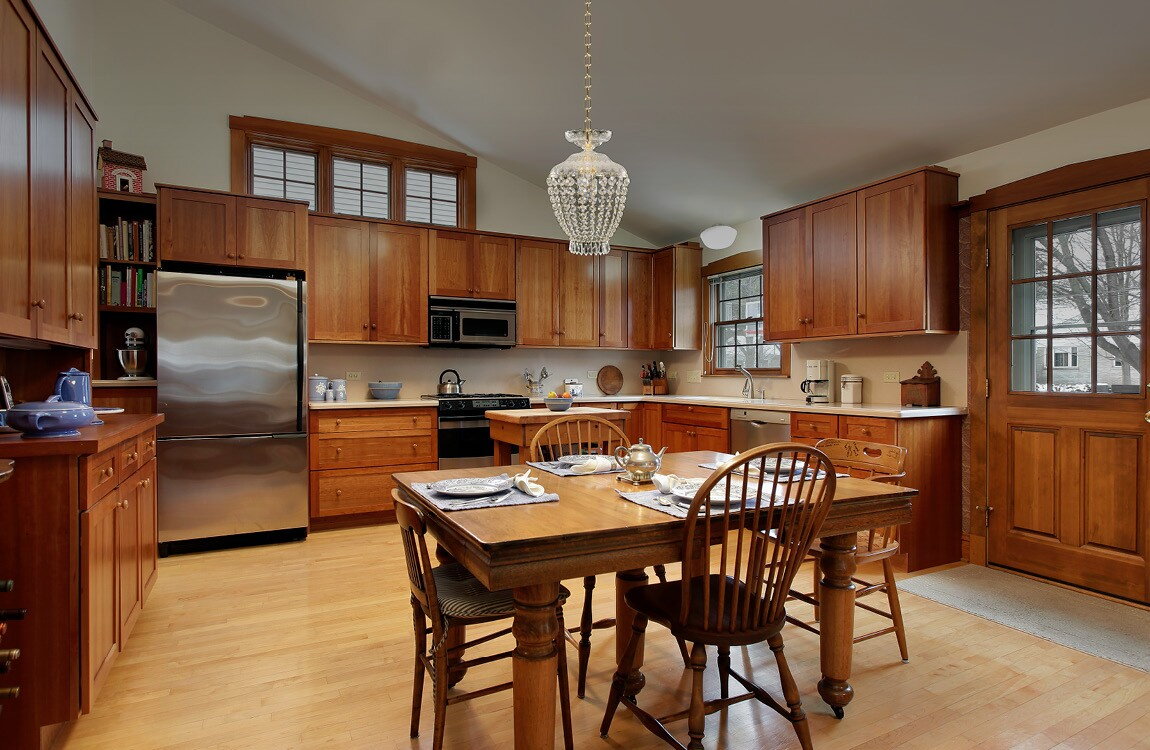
96,190,158,381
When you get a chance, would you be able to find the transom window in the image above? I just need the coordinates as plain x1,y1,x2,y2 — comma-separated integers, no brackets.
705,267,787,375
250,145,317,209
332,157,390,219
404,168,458,226
1010,204,1143,393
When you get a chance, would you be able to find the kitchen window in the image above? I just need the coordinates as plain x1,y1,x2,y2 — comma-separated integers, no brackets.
230,115,476,227
704,263,788,376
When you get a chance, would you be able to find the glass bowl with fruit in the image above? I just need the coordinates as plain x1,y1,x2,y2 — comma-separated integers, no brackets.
543,390,574,411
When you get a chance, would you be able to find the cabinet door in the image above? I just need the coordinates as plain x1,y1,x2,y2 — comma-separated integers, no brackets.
651,249,675,348
117,476,142,645
137,461,158,603
66,96,97,347
30,39,70,344
558,252,599,347
81,487,119,713
308,217,372,341
627,252,653,349
663,422,696,453
763,208,809,341
159,188,237,265
693,426,729,453
472,235,516,300
0,0,35,339
371,223,428,343
516,239,561,346
429,230,472,297
807,194,858,338
857,173,926,333
598,249,628,348
669,245,702,350
235,196,307,270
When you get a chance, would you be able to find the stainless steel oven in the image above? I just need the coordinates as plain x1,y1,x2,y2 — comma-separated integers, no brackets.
429,297,516,347
424,393,530,469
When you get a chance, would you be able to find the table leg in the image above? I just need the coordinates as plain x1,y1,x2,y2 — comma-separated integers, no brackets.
513,582,560,750
817,532,857,719
615,569,649,699
494,439,515,465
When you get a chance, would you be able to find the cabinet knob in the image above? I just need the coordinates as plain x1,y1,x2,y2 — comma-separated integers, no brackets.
69,312,85,321
0,687,20,700
335,447,343,456
411,417,418,426
107,466,115,477
335,489,342,497
857,312,866,319
143,478,151,487
861,428,871,435
363,323,369,330
30,299,45,310
411,443,418,450
238,254,245,260
123,498,130,510
371,323,377,330
335,419,342,427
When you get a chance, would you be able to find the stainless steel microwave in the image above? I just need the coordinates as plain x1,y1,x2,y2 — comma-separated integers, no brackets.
428,297,516,347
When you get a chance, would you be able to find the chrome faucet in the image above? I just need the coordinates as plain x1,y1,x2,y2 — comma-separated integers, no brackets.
736,365,755,399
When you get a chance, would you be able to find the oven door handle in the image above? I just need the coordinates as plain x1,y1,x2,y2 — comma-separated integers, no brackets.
438,419,490,430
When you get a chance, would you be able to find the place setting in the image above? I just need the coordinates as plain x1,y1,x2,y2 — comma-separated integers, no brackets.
410,471,558,512
526,452,626,477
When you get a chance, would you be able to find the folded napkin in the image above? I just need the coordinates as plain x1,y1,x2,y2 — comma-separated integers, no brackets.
513,470,545,496
569,456,615,474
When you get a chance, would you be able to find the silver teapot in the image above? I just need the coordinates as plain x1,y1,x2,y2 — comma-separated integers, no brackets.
613,439,668,484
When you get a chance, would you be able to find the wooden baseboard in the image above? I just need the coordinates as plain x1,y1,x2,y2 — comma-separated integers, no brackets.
967,533,987,565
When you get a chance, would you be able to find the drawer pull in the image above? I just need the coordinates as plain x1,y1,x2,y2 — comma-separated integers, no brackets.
861,428,871,436
335,419,342,427
122,499,130,510
411,443,418,450
143,478,151,487
335,489,342,497
335,447,343,457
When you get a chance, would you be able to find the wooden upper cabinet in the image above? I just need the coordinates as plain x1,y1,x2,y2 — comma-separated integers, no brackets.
308,216,372,341
652,244,702,350
371,223,428,343
235,196,307,270
627,251,654,349
430,230,515,300
652,249,674,347
598,249,628,348
558,252,598,347
0,0,35,340
66,97,97,347
763,209,808,341
762,166,958,342
159,187,236,265
807,194,857,338
516,239,561,346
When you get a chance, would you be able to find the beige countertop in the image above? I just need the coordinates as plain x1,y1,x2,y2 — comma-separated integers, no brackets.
308,399,433,410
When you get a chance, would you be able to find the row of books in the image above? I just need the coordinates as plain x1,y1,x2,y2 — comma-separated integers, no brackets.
100,266,156,308
99,218,155,262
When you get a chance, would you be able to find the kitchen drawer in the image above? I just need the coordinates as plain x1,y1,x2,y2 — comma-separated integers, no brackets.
841,416,897,445
137,429,157,463
311,408,436,435
662,404,728,429
118,438,143,477
790,413,839,440
311,433,436,470
310,463,436,517
83,449,118,508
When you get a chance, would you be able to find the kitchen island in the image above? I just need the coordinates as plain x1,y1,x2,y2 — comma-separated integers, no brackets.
485,406,629,464
0,413,164,748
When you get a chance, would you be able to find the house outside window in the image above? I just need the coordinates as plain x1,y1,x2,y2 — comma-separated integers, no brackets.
704,264,788,376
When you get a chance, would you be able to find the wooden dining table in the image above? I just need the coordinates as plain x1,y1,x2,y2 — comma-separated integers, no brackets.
393,451,916,749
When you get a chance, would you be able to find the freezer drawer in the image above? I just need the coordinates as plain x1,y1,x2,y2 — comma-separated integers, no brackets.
158,435,308,542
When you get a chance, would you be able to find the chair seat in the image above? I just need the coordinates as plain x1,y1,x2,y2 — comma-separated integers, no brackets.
433,564,570,621
625,575,783,646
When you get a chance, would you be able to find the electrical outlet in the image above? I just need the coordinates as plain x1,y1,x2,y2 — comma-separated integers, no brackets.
883,371,900,383
669,371,679,380
586,370,598,379
346,371,362,381
686,370,702,383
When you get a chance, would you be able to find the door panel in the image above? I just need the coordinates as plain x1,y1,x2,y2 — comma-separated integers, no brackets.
67,97,97,347
0,0,34,338
651,249,674,347
235,196,305,270
598,249,628,347
308,217,372,341
558,252,598,347
116,477,142,645
516,239,560,346
627,252,653,349
987,181,1149,603
372,224,428,343
473,235,515,300
81,488,118,713
857,174,926,333
159,188,236,265
808,194,857,337
429,230,472,297
31,41,70,344
763,209,807,340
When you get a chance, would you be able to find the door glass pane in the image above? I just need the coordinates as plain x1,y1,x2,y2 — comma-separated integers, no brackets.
1050,276,1091,333
1051,214,1093,276
1011,339,1045,392
1011,223,1048,279
1050,336,1093,393
1011,281,1048,335
1096,270,1141,332
1096,334,1142,393
1096,206,1141,271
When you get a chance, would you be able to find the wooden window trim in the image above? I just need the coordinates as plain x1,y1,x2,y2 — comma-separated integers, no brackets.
702,253,790,377
229,115,477,228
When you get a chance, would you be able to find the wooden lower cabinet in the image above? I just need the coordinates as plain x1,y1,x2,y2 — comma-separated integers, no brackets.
81,485,119,714
662,405,730,453
308,408,438,525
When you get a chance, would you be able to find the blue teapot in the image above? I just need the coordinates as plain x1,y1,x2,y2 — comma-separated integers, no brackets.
54,368,92,406
4,396,95,439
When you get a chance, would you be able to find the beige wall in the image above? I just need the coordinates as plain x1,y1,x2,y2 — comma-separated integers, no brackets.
29,0,652,247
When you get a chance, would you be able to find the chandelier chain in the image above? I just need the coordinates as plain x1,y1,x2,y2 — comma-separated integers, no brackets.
583,0,592,135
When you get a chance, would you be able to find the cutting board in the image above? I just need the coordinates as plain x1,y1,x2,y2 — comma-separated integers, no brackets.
596,365,623,395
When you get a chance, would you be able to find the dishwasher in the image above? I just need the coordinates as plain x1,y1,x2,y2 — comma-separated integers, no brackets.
730,409,791,451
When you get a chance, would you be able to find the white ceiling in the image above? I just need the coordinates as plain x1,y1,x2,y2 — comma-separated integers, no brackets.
167,0,1150,245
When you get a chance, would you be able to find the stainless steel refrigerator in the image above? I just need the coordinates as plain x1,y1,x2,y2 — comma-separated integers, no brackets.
156,270,308,546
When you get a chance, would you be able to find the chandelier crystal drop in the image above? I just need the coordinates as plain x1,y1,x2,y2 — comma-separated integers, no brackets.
547,0,629,256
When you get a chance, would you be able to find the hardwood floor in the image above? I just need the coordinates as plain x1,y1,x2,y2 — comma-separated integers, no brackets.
57,526,1150,750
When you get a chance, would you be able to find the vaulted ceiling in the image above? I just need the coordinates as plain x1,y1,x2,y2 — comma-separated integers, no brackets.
167,0,1150,245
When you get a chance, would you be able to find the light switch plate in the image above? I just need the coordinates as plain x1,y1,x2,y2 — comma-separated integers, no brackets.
882,371,900,383
686,370,702,383
346,371,362,381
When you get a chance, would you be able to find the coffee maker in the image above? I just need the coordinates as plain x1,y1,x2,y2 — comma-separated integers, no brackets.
800,359,837,404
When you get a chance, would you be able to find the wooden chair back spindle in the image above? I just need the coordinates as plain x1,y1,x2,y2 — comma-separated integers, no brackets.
394,493,444,632
679,443,837,634
528,416,631,463
815,438,907,554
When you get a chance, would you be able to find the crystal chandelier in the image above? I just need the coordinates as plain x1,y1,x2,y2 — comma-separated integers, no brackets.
547,0,629,256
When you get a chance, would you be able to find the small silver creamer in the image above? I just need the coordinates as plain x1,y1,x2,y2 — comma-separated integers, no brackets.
614,439,668,484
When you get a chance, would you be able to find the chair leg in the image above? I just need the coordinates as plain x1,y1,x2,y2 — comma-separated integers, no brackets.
883,557,910,663
717,645,731,700
409,600,427,738
687,642,708,750
577,575,596,699
653,564,669,584
769,632,812,750
653,565,692,666
555,608,575,750
600,613,648,737
811,557,821,622
432,632,449,750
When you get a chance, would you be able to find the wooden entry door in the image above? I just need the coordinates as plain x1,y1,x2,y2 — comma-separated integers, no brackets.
987,180,1149,603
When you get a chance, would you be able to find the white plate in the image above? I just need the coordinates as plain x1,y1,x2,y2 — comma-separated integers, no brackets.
555,454,602,465
672,479,753,508
429,477,512,497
